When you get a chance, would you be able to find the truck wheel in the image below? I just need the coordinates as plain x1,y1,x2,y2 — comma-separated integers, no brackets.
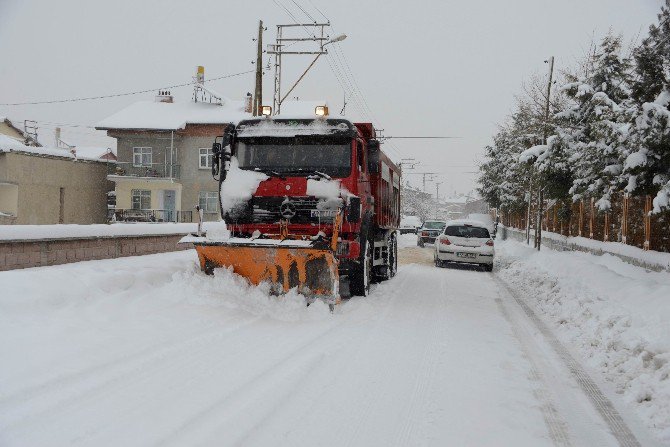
350,237,372,296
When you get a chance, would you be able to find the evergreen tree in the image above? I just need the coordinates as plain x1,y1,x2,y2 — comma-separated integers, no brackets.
626,0,670,211
556,33,632,209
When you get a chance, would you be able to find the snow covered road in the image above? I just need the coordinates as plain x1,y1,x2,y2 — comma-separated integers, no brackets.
0,239,660,446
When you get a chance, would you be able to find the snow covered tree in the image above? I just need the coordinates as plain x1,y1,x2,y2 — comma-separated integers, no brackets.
555,33,632,210
626,0,670,212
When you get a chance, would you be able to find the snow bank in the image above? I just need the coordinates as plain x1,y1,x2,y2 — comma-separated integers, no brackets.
0,222,225,241
219,157,268,214
518,228,670,272
496,240,670,442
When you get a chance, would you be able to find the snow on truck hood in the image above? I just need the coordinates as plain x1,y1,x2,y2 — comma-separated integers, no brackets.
236,118,354,138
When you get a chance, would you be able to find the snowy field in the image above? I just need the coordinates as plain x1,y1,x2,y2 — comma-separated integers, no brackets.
0,236,666,446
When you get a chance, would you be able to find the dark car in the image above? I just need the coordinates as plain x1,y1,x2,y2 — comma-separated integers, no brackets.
417,220,447,247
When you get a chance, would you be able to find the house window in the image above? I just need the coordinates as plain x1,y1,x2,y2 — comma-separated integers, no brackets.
199,191,218,212
133,147,152,167
131,189,151,210
199,148,213,169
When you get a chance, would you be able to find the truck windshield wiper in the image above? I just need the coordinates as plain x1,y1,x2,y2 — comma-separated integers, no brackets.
253,168,286,179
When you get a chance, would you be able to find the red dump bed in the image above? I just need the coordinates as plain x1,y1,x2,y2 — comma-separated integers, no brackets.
370,149,401,229
355,123,401,230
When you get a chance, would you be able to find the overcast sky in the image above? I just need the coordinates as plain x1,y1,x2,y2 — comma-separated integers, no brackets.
0,0,662,197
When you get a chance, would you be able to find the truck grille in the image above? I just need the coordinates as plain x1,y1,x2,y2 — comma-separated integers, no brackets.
245,196,337,224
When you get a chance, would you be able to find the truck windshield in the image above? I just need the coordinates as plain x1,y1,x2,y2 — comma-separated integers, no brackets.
236,140,351,178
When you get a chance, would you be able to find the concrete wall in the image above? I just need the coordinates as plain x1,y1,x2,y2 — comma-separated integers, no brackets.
0,152,111,225
0,234,193,271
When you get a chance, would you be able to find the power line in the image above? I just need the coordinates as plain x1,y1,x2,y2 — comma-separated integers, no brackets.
0,69,254,106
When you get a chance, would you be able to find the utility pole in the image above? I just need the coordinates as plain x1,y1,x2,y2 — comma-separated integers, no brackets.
435,181,443,202
403,172,437,193
253,20,264,116
267,23,343,115
536,56,554,251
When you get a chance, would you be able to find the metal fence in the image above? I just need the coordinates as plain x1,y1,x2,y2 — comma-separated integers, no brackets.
108,162,181,179
500,192,670,252
110,209,193,223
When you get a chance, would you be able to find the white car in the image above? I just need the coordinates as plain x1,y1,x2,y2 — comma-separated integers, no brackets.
433,219,495,271
399,215,422,234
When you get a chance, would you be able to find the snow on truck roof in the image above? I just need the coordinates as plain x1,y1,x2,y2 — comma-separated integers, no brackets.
236,118,355,138
95,100,251,131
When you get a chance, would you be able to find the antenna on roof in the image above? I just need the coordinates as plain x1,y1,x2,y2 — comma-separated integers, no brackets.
192,66,224,105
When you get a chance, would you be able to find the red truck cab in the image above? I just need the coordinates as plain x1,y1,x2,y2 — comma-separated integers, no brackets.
215,116,401,296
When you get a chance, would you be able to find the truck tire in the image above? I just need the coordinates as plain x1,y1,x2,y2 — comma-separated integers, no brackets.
389,234,397,277
377,232,397,281
350,237,372,296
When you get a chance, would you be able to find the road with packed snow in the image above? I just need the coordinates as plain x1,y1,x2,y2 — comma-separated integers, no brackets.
0,235,664,446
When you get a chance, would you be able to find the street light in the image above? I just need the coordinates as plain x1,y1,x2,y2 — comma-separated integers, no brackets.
324,34,347,46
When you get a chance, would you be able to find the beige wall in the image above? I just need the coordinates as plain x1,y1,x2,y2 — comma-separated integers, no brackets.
0,152,111,225
113,178,182,210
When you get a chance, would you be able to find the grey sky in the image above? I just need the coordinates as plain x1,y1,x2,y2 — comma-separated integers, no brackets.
0,0,662,197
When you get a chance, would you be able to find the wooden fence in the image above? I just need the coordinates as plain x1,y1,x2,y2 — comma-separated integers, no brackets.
500,192,670,252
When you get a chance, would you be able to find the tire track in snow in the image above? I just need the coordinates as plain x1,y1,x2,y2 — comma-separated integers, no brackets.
494,294,572,446
0,317,259,409
337,267,418,447
0,316,264,432
392,266,448,446
494,276,642,447
154,319,348,447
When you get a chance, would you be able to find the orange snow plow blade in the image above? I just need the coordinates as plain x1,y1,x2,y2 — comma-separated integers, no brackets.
194,240,339,301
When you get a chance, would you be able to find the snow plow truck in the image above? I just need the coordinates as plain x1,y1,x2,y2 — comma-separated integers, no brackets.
191,107,401,306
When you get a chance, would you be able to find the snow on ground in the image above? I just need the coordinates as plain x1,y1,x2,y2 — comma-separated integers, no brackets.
0,222,221,241
397,232,418,248
496,239,670,443
0,244,601,447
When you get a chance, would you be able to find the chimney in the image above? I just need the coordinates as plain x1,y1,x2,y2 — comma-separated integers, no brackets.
196,65,205,84
155,90,173,103
244,93,253,113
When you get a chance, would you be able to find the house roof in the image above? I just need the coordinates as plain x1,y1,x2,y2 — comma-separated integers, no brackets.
72,146,116,159
95,100,251,131
0,134,108,162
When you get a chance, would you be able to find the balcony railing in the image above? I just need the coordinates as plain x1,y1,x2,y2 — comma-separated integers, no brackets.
108,162,180,179
110,209,193,223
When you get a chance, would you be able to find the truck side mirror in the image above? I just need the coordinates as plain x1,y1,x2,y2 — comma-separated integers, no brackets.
367,140,380,173
347,196,361,222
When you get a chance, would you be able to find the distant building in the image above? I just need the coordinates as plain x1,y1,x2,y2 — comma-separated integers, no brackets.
0,135,112,225
96,87,249,223
0,117,41,147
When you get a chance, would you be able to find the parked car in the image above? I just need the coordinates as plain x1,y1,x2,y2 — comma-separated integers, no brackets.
417,220,447,247
433,219,494,271
399,215,422,234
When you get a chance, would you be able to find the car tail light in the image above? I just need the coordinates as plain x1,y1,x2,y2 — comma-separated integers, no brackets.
439,237,451,245
486,239,494,246
422,231,429,237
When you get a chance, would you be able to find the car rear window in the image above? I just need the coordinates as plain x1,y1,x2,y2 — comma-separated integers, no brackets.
423,221,446,229
444,225,490,238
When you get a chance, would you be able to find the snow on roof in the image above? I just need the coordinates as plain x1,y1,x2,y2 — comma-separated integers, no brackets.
73,146,116,159
95,100,251,131
0,134,107,162
445,218,492,228
442,196,468,204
